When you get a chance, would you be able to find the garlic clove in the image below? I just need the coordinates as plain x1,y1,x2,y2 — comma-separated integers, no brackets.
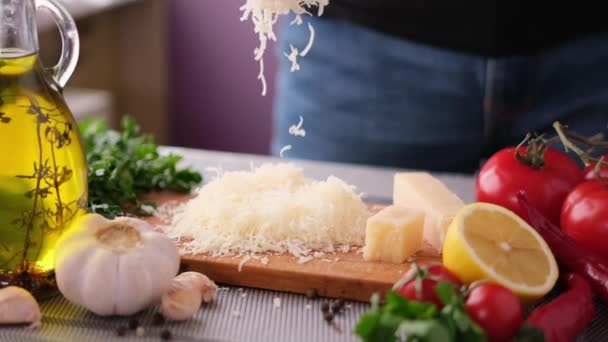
0,286,41,328
161,283,203,321
160,272,218,321
175,272,218,303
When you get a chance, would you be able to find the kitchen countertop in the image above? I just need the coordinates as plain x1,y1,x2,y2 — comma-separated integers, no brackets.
0,148,605,342
57,0,140,19
38,0,140,29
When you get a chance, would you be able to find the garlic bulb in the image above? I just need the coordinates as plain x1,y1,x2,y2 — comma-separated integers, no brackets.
161,272,217,321
54,214,180,316
0,286,41,328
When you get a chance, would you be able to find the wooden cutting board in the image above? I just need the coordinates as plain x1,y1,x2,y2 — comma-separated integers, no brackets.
142,192,440,302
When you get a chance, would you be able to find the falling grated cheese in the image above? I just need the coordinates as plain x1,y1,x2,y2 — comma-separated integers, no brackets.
257,58,267,96
288,115,306,137
284,45,301,72
279,145,292,158
167,163,370,258
273,297,282,308
240,0,330,95
300,23,315,57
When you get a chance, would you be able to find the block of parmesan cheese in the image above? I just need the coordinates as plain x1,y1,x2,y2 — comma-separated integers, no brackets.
363,205,425,263
393,172,465,254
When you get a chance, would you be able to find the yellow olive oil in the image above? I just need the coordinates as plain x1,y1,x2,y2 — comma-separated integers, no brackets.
0,53,88,283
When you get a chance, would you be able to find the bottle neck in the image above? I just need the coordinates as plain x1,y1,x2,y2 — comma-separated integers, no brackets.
0,0,39,57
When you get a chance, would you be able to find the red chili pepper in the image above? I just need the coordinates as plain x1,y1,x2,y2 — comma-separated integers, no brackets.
517,192,608,303
524,273,595,342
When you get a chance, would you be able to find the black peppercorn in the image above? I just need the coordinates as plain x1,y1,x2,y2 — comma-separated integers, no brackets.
323,311,334,322
321,302,330,313
116,326,128,337
127,319,139,330
152,313,166,326
332,300,345,313
161,329,173,340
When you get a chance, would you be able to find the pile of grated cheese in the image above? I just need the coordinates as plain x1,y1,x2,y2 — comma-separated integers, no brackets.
166,163,370,258
240,0,329,95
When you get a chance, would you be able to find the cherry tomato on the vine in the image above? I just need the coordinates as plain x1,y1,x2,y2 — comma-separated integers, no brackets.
465,283,524,342
395,261,462,308
476,146,582,225
561,180,608,259
582,155,608,181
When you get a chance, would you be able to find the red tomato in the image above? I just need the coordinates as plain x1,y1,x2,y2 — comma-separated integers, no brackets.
395,262,462,308
561,180,608,259
582,155,608,181
465,283,524,342
476,146,582,225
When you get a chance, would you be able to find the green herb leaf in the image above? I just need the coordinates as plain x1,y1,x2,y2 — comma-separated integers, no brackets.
355,285,487,342
79,115,203,218
384,291,437,319
435,282,457,305
396,320,451,342
354,312,383,340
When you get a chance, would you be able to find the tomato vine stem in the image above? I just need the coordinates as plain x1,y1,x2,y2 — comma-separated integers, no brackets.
552,121,608,186
515,133,547,169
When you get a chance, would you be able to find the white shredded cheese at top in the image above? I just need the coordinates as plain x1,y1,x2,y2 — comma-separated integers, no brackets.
240,0,329,95
166,163,370,258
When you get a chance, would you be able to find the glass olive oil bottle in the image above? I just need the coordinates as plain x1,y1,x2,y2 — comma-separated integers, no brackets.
0,0,86,294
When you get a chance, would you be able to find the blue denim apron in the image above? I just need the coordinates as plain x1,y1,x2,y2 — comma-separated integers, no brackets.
271,16,608,173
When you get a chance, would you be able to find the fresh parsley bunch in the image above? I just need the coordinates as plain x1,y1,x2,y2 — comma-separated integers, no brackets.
79,115,203,218
355,283,486,342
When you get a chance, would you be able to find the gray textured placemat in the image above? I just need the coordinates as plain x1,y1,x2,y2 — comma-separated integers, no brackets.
0,286,368,342
1,284,607,342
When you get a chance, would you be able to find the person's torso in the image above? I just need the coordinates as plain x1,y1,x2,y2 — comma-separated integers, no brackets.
322,0,608,57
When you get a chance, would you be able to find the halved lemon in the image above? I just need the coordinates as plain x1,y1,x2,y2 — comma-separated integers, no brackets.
442,202,558,302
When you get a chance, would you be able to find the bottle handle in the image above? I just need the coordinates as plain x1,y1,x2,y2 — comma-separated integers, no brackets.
35,0,80,89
